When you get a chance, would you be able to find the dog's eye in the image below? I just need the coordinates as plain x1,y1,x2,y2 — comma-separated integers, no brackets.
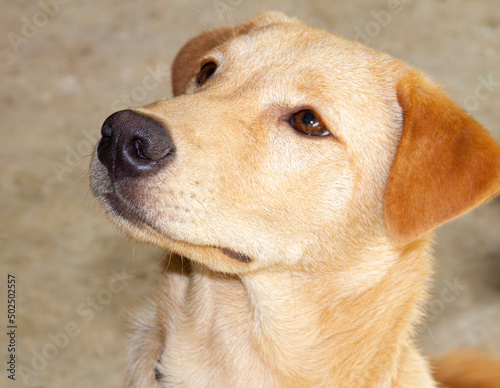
290,110,330,137
196,61,217,86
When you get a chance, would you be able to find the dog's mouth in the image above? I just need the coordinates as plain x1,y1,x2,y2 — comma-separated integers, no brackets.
102,193,252,264
218,248,252,263
104,192,152,228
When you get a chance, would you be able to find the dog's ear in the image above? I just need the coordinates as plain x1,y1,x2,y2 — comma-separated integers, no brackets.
171,26,235,96
384,69,500,243
171,12,292,96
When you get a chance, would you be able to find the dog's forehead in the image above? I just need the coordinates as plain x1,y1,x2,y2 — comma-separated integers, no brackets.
211,23,398,108
223,22,386,76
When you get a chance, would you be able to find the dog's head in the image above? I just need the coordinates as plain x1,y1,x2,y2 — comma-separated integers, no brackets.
90,13,500,273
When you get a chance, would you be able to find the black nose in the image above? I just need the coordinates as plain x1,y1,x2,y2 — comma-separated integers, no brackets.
97,110,174,180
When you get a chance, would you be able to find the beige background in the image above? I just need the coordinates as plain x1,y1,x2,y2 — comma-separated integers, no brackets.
1,0,499,386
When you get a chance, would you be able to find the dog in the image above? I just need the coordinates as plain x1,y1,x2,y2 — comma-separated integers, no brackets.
90,12,500,387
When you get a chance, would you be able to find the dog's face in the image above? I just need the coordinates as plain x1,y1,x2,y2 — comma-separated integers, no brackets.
91,13,500,274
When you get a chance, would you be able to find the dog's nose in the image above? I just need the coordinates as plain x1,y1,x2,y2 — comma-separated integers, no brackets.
97,110,174,179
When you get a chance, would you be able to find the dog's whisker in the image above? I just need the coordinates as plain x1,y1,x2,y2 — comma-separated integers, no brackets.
163,250,174,275
426,326,437,342
127,246,169,279
219,4,237,36
188,8,227,46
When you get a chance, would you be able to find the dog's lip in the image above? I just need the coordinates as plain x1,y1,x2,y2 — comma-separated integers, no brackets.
103,192,150,227
103,193,252,263
218,247,252,263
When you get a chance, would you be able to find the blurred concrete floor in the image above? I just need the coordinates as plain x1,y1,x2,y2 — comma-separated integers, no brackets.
1,0,499,386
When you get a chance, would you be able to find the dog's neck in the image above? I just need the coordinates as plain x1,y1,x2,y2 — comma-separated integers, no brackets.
156,238,435,387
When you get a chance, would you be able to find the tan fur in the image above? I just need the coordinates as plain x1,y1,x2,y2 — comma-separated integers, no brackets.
385,70,500,243
90,13,500,387
432,350,500,388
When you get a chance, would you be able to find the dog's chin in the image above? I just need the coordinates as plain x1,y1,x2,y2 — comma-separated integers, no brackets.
99,193,254,270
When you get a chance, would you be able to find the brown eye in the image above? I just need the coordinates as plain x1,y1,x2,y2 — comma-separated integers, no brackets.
196,61,217,86
290,110,330,137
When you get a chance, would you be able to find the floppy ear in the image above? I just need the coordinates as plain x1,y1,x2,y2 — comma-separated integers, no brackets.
171,12,292,96
384,69,500,243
